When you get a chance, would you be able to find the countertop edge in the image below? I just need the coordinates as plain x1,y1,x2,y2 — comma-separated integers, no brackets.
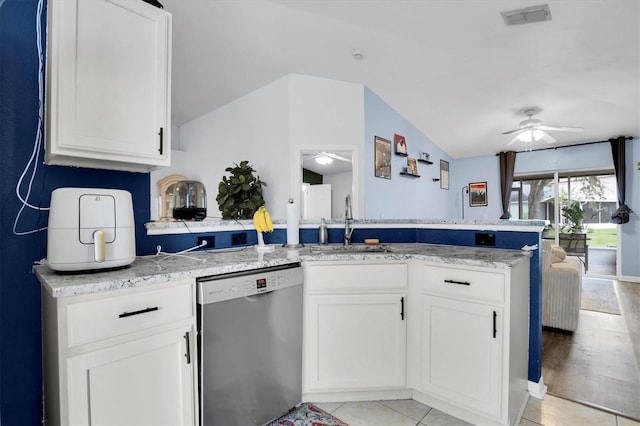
35,244,533,298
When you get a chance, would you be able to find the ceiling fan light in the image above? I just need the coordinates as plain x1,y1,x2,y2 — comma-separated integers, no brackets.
315,155,333,165
532,129,545,141
517,130,533,143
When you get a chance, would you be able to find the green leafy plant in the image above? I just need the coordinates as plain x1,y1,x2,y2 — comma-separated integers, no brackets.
216,161,266,220
561,201,585,233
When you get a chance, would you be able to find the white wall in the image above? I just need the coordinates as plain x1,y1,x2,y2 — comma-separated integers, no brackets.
149,148,188,220
325,171,353,219
179,76,291,219
178,74,364,220
289,74,364,219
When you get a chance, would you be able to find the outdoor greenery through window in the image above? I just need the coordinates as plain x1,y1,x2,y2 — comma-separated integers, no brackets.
510,172,617,248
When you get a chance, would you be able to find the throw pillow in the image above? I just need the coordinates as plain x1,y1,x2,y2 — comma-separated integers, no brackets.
550,245,566,263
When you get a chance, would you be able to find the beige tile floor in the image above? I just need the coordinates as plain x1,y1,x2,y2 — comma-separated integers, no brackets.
314,394,640,426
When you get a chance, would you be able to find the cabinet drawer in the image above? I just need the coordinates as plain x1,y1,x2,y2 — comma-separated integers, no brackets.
306,263,408,292
66,282,193,348
422,265,504,304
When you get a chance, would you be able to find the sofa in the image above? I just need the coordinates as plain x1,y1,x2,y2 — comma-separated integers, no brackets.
541,240,583,332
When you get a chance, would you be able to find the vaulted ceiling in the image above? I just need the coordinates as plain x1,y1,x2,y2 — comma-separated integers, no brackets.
164,0,639,159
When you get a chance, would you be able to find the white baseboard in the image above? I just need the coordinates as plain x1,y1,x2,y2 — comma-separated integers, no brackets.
528,377,547,399
619,275,640,283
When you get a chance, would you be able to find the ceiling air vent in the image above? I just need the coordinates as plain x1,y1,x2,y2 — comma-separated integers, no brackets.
501,4,551,26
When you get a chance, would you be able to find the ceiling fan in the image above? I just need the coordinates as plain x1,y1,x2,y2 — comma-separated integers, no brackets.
502,108,583,146
304,151,352,165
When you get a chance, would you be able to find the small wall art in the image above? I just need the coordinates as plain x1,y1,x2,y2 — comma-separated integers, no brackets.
407,157,418,175
374,136,391,179
394,134,407,156
469,182,488,206
439,160,449,190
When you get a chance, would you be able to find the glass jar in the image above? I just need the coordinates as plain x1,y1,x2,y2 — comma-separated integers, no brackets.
172,180,207,221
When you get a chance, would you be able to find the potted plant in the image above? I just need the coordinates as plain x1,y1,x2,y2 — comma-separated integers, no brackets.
216,161,266,220
561,201,585,233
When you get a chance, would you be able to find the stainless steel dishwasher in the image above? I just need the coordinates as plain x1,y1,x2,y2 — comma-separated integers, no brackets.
197,263,303,426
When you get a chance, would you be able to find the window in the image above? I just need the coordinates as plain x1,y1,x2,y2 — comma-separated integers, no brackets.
513,171,617,248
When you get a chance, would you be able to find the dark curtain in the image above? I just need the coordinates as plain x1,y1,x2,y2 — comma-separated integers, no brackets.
499,151,517,219
609,136,632,224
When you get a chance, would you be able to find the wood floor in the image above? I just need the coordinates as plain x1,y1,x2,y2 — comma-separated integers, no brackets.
542,278,640,421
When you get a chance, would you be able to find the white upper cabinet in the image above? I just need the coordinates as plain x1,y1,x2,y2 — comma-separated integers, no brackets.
46,0,171,172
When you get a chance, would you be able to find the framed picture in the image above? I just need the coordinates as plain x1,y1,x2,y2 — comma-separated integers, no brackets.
394,134,407,156
439,160,449,190
469,182,488,206
374,136,391,179
407,157,418,175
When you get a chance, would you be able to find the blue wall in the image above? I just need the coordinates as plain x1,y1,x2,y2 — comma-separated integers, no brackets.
363,88,455,220
454,142,640,279
515,142,613,175
0,1,154,422
621,137,639,278
451,155,502,220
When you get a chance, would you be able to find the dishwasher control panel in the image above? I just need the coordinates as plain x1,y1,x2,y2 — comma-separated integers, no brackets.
197,264,303,304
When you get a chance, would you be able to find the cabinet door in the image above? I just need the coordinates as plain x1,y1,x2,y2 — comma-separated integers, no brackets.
67,326,195,425
46,0,171,171
420,295,502,419
306,293,406,390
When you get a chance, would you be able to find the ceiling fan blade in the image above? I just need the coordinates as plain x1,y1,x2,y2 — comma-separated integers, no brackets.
326,153,352,163
506,136,520,145
502,128,526,135
538,125,584,132
540,132,557,144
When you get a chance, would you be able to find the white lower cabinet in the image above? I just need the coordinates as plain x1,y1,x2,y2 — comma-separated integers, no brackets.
306,293,406,390
67,326,195,425
303,262,408,393
303,259,530,426
419,295,502,419
413,262,531,425
42,280,197,425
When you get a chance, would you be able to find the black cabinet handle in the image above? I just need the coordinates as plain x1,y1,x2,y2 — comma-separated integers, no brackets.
444,279,471,286
493,311,497,338
184,332,191,364
118,306,159,318
158,127,164,155
400,297,405,320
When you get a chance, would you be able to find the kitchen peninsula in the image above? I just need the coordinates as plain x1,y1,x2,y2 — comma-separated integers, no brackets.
36,238,533,425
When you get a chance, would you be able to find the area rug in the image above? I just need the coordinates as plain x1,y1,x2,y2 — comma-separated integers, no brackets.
265,403,348,426
580,277,621,315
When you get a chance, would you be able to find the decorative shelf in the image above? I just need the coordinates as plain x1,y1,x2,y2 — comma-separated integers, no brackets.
417,159,433,165
395,152,408,157
400,172,420,178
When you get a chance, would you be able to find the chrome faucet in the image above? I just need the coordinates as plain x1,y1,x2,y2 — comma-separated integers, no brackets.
344,195,354,245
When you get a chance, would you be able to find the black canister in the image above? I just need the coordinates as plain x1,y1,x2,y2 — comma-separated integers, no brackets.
172,180,207,221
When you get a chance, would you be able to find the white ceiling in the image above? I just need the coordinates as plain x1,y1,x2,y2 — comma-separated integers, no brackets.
163,0,639,159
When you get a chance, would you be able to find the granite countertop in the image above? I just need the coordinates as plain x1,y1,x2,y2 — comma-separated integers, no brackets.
146,218,546,234
34,243,533,298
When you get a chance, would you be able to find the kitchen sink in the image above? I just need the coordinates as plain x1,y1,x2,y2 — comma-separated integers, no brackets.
308,244,393,254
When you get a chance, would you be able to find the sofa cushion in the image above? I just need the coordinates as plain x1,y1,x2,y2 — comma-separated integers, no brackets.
550,245,567,263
